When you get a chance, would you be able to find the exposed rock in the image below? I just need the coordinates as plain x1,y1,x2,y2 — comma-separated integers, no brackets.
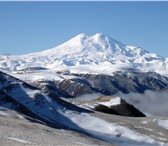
95,98,146,117
31,71,168,99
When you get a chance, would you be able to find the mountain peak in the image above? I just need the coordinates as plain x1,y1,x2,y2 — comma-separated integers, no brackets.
77,33,106,38
63,33,89,47
77,33,89,37
72,33,110,42
68,33,117,46
74,33,89,40
92,33,108,42
93,32,106,38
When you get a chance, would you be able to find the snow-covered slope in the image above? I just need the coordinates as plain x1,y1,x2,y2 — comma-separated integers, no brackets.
1,71,168,146
0,33,167,74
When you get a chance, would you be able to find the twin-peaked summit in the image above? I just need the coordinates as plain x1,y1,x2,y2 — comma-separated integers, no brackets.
0,33,167,74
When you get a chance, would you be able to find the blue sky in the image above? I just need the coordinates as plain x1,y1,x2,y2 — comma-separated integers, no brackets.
0,2,168,57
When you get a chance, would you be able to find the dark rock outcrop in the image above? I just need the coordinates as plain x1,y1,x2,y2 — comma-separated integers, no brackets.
95,98,146,117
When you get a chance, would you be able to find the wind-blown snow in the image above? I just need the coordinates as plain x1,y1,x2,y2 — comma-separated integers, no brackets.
0,33,167,75
64,112,163,146
6,137,31,144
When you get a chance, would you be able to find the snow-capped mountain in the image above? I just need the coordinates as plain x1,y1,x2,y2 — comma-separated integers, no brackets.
0,33,167,74
1,33,168,146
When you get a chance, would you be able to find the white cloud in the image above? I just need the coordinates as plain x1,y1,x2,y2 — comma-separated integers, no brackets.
76,93,104,101
118,90,168,117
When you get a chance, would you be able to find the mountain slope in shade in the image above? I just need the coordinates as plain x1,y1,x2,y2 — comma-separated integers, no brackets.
0,33,167,74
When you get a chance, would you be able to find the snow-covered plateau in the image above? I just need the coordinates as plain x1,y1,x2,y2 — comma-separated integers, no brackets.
0,33,168,146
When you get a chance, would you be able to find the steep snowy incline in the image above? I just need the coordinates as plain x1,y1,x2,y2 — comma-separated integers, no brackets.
0,33,167,74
